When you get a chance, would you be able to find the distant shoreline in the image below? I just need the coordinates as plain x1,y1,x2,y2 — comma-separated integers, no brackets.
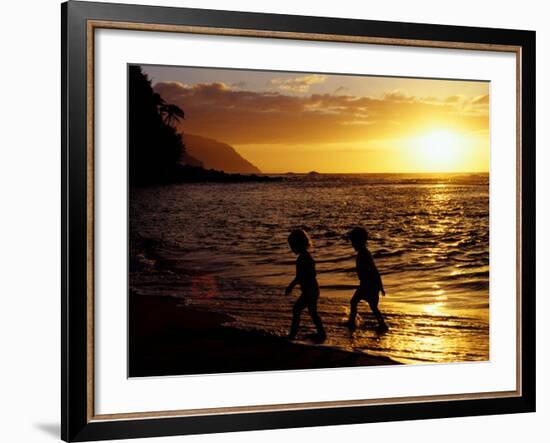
132,168,488,187
131,164,282,186
262,171,490,175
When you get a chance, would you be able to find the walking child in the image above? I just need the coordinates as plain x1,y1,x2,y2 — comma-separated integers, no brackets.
285,229,326,342
346,227,388,331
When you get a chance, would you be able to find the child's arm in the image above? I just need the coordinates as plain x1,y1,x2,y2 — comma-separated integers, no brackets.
378,273,386,296
286,257,301,295
285,277,298,295
368,252,386,296
286,255,314,294
375,262,385,296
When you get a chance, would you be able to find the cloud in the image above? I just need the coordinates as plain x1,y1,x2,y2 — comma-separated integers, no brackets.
268,74,327,93
383,90,416,103
153,81,489,145
230,81,248,89
445,95,463,103
334,86,349,94
472,94,489,105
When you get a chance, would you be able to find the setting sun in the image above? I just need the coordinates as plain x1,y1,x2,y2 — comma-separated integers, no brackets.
413,129,461,170
400,128,487,173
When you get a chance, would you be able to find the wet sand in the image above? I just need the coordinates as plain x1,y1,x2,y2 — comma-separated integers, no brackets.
129,292,399,377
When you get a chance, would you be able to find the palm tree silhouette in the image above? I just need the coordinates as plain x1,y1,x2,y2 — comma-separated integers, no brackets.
160,103,185,126
129,65,186,185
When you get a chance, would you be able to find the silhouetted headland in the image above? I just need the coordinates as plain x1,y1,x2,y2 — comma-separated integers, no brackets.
182,134,262,174
129,65,279,186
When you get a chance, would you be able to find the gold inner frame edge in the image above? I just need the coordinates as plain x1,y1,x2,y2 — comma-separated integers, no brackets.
85,19,523,422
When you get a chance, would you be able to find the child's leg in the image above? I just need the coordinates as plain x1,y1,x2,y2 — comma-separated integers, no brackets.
367,289,387,328
289,296,307,339
307,299,326,338
348,289,363,326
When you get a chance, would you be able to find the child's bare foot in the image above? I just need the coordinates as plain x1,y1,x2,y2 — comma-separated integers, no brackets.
313,332,326,343
344,320,356,330
305,332,326,343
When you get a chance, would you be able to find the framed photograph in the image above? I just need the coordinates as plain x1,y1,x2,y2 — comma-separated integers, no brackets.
62,1,536,441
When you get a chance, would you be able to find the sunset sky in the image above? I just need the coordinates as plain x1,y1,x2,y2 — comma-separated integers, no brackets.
142,64,490,174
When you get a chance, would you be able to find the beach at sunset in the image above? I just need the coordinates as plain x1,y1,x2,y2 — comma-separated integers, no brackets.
129,64,490,376
130,291,398,377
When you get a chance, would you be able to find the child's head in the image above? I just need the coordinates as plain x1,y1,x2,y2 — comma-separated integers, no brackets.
288,229,312,254
349,227,368,251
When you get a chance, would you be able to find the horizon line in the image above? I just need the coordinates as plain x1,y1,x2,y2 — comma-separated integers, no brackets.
258,170,490,175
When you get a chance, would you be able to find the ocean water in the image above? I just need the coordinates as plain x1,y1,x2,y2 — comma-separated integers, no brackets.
130,173,489,364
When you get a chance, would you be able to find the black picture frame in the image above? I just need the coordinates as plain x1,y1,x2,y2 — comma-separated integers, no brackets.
62,1,536,441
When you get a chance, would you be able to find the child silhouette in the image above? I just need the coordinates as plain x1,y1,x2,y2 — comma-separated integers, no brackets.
286,229,326,342
346,227,388,331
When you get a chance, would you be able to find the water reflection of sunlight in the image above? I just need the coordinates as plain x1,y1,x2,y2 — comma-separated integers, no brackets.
357,311,485,364
434,289,447,301
424,301,445,316
429,185,451,204
414,334,450,361
425,187,451,236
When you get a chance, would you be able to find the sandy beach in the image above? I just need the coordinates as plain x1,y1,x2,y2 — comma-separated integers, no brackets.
129,292,399,377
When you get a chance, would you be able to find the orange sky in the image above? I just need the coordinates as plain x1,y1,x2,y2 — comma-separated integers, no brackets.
144,65,490,173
